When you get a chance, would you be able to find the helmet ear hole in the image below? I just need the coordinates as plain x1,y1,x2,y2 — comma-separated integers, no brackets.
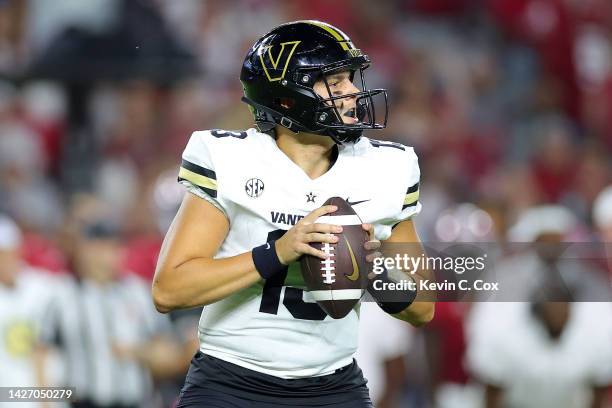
273,97,295,111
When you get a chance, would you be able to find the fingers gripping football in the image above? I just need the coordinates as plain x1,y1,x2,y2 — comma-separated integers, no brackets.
275,205,343,265
362,223,382,279
300,197,371,319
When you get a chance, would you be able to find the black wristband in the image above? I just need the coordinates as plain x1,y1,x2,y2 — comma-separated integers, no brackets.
367,270,417,314
252,240,285,280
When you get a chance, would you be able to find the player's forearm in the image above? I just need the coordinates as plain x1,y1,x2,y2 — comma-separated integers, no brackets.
369,266,435,326
382,220,435,326
152,252,261,312
393,269,435,326
387,279,434,326
380,246,435,325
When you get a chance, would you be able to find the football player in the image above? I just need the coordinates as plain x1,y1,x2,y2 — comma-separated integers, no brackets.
153,20,435,408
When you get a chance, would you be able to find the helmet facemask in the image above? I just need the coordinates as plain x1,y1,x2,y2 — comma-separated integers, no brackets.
309,62,388,143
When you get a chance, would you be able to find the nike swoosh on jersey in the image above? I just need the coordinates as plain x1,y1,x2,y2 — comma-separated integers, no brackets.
346,198,371,206
343,237,360,281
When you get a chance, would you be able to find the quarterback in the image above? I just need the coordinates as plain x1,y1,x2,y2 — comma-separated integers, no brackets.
153,20,434,407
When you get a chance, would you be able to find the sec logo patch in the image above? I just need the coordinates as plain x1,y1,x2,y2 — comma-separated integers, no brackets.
245,178,264,198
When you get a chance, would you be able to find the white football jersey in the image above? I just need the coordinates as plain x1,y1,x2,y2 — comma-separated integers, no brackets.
178,128,421,379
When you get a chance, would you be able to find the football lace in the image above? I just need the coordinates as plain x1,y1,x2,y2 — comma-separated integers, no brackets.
320,242,336,284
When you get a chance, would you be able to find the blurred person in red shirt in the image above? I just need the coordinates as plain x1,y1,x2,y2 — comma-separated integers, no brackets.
528,118,578,204
487,0,579,118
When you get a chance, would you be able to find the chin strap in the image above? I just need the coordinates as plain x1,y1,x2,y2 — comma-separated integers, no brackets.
242,96,361,144
329,129,362,144
242,96,305,134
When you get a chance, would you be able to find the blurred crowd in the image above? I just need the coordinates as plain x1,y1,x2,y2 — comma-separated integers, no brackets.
0,0,611,407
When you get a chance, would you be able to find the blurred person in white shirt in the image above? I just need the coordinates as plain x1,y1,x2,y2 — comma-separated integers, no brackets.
467,206,612,408
356,302,412,408
592,185,612,405
593,185,612,239
593,185,612,242
593,185,612,274
0,214,61,408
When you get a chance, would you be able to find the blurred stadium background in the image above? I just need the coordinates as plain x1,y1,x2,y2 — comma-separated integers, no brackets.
0,0,611,407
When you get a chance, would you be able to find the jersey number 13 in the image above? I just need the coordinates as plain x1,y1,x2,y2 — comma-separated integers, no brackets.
258,230,327,321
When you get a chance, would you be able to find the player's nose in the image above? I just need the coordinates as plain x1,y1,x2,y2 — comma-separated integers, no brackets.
344,81,360,97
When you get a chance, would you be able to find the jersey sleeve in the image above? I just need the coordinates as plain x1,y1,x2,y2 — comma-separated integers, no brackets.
177,131,227,216
388,146,422,227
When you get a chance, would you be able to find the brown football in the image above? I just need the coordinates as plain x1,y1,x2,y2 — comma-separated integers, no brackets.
300,197,370,319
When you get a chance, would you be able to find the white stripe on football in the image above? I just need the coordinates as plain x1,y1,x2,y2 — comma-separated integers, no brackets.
316,214,362,226
309,289,364,301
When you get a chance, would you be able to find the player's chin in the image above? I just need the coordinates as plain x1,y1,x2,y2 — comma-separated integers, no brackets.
340,116,359,125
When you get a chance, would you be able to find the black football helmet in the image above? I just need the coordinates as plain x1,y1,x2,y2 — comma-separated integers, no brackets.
240,20,388,143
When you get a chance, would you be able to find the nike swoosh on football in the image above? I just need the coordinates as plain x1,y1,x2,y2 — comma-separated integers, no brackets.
343,237,360,282
346,198,371,206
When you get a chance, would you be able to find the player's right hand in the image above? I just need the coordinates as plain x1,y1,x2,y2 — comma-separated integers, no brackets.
274,205,343,264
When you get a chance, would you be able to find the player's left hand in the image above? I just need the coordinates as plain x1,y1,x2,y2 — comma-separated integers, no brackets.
362,223,382,279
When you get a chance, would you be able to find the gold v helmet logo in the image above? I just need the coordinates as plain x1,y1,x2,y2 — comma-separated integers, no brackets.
259,40,301,82
343,236,360,281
